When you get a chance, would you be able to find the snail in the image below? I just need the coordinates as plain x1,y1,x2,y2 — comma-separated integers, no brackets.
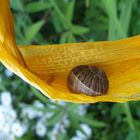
67,65,109,96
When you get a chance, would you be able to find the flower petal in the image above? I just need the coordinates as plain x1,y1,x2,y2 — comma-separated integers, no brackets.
1,0,140,103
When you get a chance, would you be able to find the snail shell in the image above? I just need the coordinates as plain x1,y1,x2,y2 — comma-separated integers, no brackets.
67,65,109,96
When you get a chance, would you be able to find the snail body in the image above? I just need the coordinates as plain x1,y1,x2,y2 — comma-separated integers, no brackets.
67,65,109,96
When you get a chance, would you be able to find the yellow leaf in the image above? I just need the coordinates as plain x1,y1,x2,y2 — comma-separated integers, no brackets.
0,0,140,103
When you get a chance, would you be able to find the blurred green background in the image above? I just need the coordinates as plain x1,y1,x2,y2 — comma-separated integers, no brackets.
0,0,140,139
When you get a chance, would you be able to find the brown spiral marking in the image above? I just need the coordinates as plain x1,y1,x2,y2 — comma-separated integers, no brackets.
67,65,109,96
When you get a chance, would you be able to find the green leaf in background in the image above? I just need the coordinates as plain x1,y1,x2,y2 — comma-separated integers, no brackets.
49,0,71,29
126,131,138,140
57,132,67,140
71,25,89,35
0,84,6,91
52,11,64,33
25,1,50,13
66,102,80,111
16,132,35,140
108,18,118,41
30,87,50,104
24,20,45,44
67,102,106,128
47,108,64,126
111,103,125,119
102,0,139,137
85,0,90,8
102,0,127,40
60,32,70,43
66,1,75,22
133,20,140,35
67,32,77,42
10,0,24,11
77,115,107,128
120,0,135,35
68,111,80,129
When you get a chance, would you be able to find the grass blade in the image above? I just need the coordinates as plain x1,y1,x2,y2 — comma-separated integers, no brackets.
66,1,75,22
25,1,50,13
25,20,45,44
120,0,135,35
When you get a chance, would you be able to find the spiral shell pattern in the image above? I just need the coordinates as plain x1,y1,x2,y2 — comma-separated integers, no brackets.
67,65,109,96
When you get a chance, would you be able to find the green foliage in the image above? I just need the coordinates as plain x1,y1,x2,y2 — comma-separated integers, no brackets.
1,0,139,139
24,20,45,44
25,1,50,13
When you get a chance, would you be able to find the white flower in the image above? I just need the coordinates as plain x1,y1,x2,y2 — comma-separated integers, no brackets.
21,101,45,119
0,133,5,140
0,106,16,124
80,124,92,137
63,115,70,127
6,108,17,124
48,100,57,109
0,133,14,140
5,69,14,77
45,112,54,119
21,107,38,119
48,104,57,109
8,133,15,140
75,124,92,140
33,100,44,117
76,130,86,139
50,99,56,103
35,122,47,137
0,122,10,134
1,91,12,106
35,110,43,118
71,136,83,140
0,105,5,114
12,122,24,137
0,112,4,122
57,101,66,106
0,108,4,123
22,124,28,134
50,123,60,140
2,133,15,140
52,123,60,134
78,105,87,116
84,104,89,108
33,100,44,108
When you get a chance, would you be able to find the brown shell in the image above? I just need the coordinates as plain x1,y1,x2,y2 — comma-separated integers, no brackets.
67,65,109,96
